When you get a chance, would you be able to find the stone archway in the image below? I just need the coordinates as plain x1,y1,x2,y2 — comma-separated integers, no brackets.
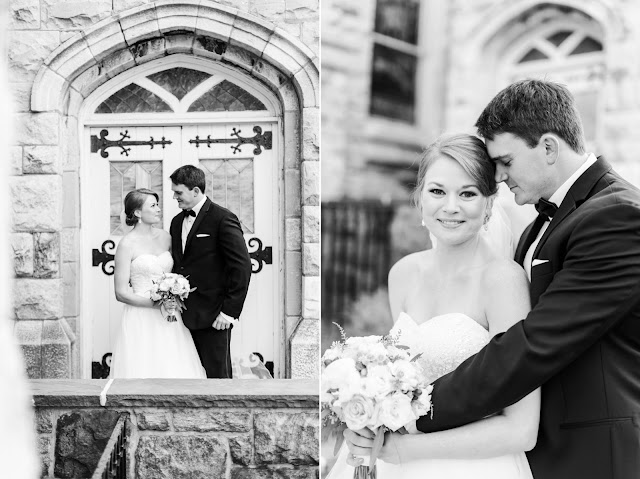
27,1,319,379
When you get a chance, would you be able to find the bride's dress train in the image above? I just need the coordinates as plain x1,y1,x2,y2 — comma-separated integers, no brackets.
327,312,533,479
110,251,206,379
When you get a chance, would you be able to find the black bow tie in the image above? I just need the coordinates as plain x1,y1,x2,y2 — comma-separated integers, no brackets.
535,198,558,221
183,209,196,218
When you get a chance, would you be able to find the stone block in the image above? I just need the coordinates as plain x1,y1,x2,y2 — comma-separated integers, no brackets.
47,35,97,82
301,19,319,55
14,320,43,378
302,107,319,161
302,243,319,276
302,206,319,243
10,175,63,231
135,435,227,479
14,112,60,146
254,411,319,465
229,15,274,56
42,0,112,30
23,146,60,174
290,318,318,379
279,81,300,114
301,161,318,205
231,468,272,479
7,31,60,83
120,5,161,45
285,251,301,316
280,22,301,39
61,228,79,263
302,276,319,320
195,3,237,42
228,434,252,465
129,37,166,65
10,82,33,112
10,146,23,175
285,169,301,217
251,57,290,94
54,410,122,478
12,233,34,277
62,263,79,317
39,435,52,475
34,232,60,278
72,62,109,98
173,409,251,432
285,0,318,22
293,64,318,108
164,32,195,55
156,1,199,34
41,319,72,378
62,172,79,229
285,218,301,251
10,0,41,29
249,0,285,22
36,409,54,433
114,0,151,12
285,316,300,342
84,17,127,63
99,48,137,81
192,35,226,60
283,110,301,168
224,43,260,73
13,279,64,320
272,467,318,479
135,411,170,431
30,67,68,114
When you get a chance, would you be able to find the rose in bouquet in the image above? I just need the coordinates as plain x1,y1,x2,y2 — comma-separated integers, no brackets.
149,272,196,322
321,324,433,477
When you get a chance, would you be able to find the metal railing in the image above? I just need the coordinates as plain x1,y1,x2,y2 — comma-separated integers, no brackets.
321,200,396,321
92,416,127,479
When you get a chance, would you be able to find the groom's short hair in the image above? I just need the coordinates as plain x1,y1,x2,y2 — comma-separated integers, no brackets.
170,165,206,192
475,79,586,154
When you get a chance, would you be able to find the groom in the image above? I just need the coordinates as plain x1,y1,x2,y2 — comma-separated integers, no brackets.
346,80,640,478
169,165,252,378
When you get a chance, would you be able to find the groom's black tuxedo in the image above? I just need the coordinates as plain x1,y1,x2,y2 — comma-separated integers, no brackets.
170,197,252,378
416,157,640,479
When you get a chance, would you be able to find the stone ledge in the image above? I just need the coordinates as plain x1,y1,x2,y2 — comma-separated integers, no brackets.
31,379,318,408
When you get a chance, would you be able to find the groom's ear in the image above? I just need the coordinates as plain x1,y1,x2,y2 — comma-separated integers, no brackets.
540,134,560,165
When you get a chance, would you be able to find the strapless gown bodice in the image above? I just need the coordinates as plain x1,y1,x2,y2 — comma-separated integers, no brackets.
129,251,173,296
327,312,533,479
391,312,489,384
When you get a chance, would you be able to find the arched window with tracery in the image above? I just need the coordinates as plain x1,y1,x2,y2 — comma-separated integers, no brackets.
498,13,605,147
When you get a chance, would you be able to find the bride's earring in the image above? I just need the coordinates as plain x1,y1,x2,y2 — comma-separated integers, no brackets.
421,219,426,227
483,214,490,231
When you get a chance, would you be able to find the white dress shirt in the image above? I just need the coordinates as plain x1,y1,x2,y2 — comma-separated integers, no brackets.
524,153,598,279
181,196,207,252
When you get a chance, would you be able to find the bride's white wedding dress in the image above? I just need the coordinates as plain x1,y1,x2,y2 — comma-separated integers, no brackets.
327,312,533,479
109,251,206,379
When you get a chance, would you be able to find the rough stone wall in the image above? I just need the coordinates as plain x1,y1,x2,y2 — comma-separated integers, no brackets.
7,0,319,379
321,0,640,199
33,380,319,478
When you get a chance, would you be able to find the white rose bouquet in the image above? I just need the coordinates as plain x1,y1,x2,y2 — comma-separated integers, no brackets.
149,272,196,322
322,323,433,478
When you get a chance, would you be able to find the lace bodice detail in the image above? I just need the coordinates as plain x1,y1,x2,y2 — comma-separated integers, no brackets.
391,312,489,384
129,251,173,297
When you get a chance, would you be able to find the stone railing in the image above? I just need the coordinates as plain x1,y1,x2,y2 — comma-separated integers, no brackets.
32,379,319,478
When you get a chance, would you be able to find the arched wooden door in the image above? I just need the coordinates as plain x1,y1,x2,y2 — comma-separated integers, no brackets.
81,58,282,378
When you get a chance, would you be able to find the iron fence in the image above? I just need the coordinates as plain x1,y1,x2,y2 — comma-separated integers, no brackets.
321,200,396,321
92,416,127,479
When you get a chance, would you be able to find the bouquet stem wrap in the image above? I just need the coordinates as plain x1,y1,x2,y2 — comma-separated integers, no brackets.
354,464,376,478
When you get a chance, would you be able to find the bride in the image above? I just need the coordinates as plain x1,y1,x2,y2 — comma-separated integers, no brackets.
328,133,539,478
109,188,206,379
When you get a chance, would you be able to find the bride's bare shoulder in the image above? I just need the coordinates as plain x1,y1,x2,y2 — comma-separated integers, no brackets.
482,257,528,290
389,250,431,283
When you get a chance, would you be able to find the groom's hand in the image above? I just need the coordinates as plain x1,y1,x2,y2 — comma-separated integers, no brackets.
213,312,237,330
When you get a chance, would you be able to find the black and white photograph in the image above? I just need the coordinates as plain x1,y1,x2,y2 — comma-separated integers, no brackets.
321,1,640,478
2,0,319,477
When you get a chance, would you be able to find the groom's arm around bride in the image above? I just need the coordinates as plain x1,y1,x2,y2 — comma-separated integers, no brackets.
416,80,640,479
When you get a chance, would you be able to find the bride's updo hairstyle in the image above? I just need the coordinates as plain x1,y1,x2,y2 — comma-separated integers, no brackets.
413,133,497,209
124,188,159,226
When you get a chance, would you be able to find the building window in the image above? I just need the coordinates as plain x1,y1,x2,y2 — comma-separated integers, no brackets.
505,26,604,142
369,0,420,124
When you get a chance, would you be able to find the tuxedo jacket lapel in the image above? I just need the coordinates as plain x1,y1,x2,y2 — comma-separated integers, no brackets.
183,198,212,256
171,214,184,262
532,157,612,259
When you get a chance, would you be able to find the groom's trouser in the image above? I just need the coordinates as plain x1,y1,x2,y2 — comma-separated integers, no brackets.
190,326,233,378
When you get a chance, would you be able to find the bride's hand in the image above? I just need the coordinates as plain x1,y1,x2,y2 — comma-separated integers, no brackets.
344,428,403,466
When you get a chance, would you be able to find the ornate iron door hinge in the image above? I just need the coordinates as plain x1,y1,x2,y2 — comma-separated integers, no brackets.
93,240,116,275
248,237,272,274
90,129,173,157
188,126,272,155
92,352,112,379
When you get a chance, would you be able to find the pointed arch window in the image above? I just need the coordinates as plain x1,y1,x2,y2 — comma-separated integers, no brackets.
94,67,269,114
